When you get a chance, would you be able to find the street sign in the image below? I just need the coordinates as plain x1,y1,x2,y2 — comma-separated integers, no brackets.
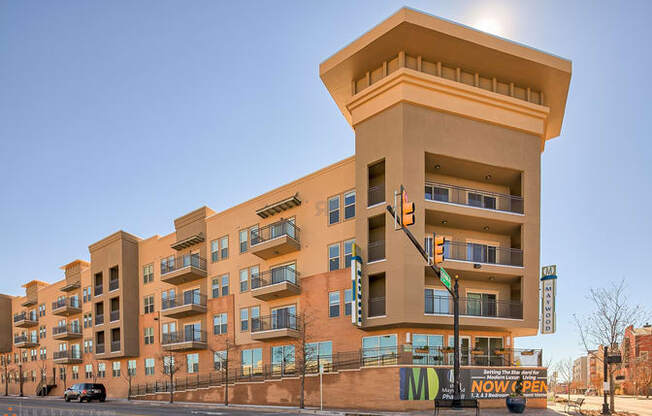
440,267,452,291
540,264,557,335
606,355,622,364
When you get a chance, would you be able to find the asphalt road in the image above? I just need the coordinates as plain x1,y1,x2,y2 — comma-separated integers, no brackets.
0,397,303,416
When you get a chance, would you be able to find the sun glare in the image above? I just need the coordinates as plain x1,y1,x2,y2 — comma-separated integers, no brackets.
473,16,505,37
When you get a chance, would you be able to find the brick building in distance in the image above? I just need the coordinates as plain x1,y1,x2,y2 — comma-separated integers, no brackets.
0,8,571,410
617,324,652,396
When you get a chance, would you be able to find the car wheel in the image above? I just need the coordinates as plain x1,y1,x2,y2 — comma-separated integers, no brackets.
79,396,84,403
99,396,106,402
64,395,70,402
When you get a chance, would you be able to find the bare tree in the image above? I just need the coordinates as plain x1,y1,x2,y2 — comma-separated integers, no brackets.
158,350,182,403
1,354,12,396
633,354,652,398
121,360,135,400
35,359,49,396
289,311,318,409
554,357,574,401
210,338,237,406
573,279,649,411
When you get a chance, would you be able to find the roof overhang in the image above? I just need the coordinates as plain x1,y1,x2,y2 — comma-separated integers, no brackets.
320,7,571,143
256,194,302,219
171,233,205,251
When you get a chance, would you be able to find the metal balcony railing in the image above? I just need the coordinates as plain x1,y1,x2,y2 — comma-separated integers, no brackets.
109,279,119,291
251,313,299,333
161,292,207,310
95,314,104,325
442,241,523,267
425,182,524,214
160,254,207,275
14,335,38,344
53,350,81,360
13,312,37,323
367,240,385,262
110,310,120,322
111,341,121,352
52,297,80,310
53,324,82,336
425,295,523,319
96,343,105,354
250,220,299,246
368,297,386,317
162,330,207,345
94,284,103,296
251,266,299,289
367,185,385,206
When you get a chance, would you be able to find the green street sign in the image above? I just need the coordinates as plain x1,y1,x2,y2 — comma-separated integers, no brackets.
439,267,452,291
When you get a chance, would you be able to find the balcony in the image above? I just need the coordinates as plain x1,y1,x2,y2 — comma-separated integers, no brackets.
442,241,523,267
96,343,105,354
251,266,300,300
109,279,119,292
368,185,385,207
161,293,207,319
250,220,300,260
14,335,38,348
425,182,523,215
111,341,121,353
52,324,82,340
109,310,120,322
13,312,38,328
52,298,82,316
368,240,385,263
425,295,523,319
94,284,103,297
21,298,37,307
162,330,207,351
160,254,207,285
60,281,81,292
95,314,104,326
368,297,386,318
53,350,82,364
251,313,299,340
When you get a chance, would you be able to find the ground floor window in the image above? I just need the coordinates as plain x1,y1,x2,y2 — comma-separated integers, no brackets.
473,337,504,366
85,364,93,379
145,358,155,376
413,334,444,365
128,360,136,376
112,361,121,377
187,353,199,374
213,351,226,371
241,348,262,376
362,334,397,366
306,341,333,372
271,345,295,376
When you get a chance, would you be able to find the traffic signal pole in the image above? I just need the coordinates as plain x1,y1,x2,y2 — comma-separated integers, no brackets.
386,204,461,407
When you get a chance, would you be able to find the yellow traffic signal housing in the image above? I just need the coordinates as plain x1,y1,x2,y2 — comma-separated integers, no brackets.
401,189,415,226
433,235,445,265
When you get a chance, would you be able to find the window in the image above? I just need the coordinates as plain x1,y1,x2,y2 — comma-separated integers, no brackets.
433,186,449,202
112,361,121,377
211,239,219,262
59,367,66,381
213,313,227,335
250,306,260,331
239,269,249,292
128,360,136,376
329,292,340,318
473,337,504,366
239,229,248,253
85,364,93,379
344,191,356,219
39,326,46,339
328,196,340,224
144,327,154,345
143,264,154,284
345,289,352,316
212,277,220,298
97,363,106,378
221,274,229,296
425,289,450,314
240,308,249,331
328,243,340,271
362,334,398,366
306,341,333,371
163,356,175,375
467,293,497,317
145,358,155,376
241,348,262,375
272,345,296,375
413,334,444,365
39,347,46,360
144,295,154,314
466,242,497,264
344,239,355,268
249,265,259,287
468,192,496,210
249,225,259,245
38,304,46,317
220,236,229,260
213,351,226,371
83,340,93,354
187,353,199,374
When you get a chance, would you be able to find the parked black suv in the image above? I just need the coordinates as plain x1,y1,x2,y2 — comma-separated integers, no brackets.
64,383,106,402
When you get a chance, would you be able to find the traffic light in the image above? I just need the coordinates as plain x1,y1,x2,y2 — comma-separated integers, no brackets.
401,188,415,226
433,234,445,265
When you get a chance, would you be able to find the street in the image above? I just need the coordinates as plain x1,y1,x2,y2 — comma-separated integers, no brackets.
0,397,302,416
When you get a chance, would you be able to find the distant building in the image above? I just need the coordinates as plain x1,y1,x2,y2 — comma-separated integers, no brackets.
572,356,588,393
618,324,652,395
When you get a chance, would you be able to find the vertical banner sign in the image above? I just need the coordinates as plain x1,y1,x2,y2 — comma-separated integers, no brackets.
351,244,363,327
540,265,557,334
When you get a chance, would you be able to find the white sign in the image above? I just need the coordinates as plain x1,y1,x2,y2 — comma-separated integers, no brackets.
540,265,557,334
603,381,609,391
351,244,363,327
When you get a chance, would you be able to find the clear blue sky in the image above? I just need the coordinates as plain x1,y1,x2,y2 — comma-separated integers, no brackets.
1,1,651,363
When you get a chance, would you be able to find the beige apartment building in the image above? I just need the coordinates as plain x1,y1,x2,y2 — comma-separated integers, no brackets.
0,8,570,410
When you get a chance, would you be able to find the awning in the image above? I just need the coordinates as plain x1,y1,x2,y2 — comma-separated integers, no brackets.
256,194,301,218
171,233,205,251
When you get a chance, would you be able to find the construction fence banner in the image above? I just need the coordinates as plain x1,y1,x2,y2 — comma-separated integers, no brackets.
399,367,548,400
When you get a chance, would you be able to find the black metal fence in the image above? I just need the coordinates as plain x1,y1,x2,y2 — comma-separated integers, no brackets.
441,241,523,267
161,254,207,275
425,295,523,319
162,329,207,345
129,345,542,398
13,312,37,323
53,350,81,360
251,266,299,289
53,324,82,336
162,292,207,310
368,240,385,262
425,182,524,214
250,220,300,246
52,297,80,310
367,185,385,206
250,313,299,333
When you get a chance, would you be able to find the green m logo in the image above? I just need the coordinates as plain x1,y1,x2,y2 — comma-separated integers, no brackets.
399,368,439,400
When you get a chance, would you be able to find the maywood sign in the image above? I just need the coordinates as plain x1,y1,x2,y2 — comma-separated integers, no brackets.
540,265,557,335
399,367,548,400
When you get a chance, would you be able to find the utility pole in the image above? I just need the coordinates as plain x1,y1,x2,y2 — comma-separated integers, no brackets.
453,277,460,407
602,346,609,415
18,363,23,397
